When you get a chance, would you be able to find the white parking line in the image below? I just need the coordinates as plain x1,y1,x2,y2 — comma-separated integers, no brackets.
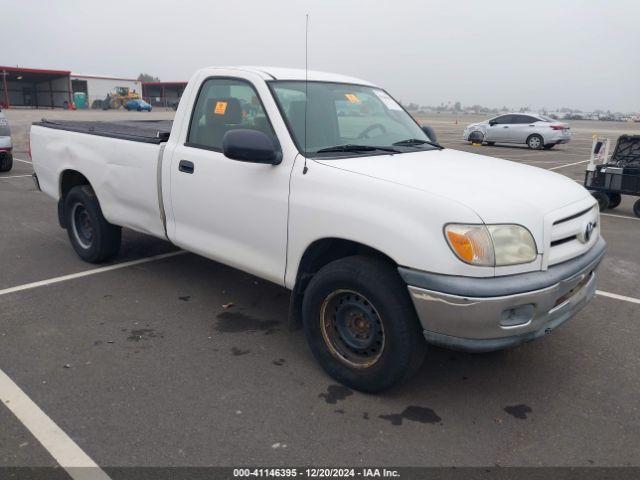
547,159,590,171
601,212,640,221
14,157,32,164
0,250,186,297
0,369,112,480
0,174,32,179
596,290,640,305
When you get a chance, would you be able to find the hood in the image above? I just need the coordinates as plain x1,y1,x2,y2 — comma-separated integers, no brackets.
315,148,591,224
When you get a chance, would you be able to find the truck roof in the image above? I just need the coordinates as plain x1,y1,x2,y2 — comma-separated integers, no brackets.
202,66,376,87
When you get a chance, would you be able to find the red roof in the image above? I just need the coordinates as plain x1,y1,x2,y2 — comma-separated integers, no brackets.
0,65,71,76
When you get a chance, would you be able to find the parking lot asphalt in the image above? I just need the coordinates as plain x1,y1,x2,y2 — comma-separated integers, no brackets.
1,110,639,475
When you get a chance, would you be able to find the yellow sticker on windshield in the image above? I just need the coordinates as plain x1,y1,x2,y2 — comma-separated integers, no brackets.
214,101,228,115
345,93,361,104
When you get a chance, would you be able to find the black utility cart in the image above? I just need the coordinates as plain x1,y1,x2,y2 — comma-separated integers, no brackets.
585,134,640,217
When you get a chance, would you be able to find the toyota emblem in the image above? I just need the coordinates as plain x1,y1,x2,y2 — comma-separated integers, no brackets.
580,221,596,244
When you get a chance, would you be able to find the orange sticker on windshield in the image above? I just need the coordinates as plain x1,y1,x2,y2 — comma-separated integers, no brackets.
345,93,361,104
214,101,228,115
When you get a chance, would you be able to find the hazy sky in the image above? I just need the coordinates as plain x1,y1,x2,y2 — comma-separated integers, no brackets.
2,0,639,112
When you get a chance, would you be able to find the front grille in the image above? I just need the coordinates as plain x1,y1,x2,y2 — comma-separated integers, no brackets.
548,205,598,266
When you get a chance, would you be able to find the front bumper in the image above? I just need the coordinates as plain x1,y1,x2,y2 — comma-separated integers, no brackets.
399,237,606,352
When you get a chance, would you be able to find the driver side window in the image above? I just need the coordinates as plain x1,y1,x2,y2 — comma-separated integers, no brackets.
187,78,275,151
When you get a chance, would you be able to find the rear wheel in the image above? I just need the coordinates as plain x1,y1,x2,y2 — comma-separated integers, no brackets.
0,153,12,172
634,199,640,218
302,256,426,393
64,185,121,263
591,191,610,211
607,193,622,209
527,134,544,150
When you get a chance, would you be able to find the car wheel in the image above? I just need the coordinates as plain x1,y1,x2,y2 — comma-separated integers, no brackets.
591,191,610,211
302,255,426,393
607,193,622,209
543,144,555,150
468,131,484,144
633,199,640,218
0,153,13,172
64,185,121,263
527,134,544,150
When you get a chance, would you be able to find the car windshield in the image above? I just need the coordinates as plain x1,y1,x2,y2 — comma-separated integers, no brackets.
270,81,436,157
538,115,555,122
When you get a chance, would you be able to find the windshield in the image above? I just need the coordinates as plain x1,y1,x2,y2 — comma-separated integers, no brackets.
270,81,436,157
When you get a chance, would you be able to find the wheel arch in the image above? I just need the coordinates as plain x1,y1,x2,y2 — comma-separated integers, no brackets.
58,169,92,228
287,237,398,330
526,132,545,146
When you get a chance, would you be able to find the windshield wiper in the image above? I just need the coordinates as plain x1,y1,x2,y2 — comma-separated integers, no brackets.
392,138,444,149
315,144,401,154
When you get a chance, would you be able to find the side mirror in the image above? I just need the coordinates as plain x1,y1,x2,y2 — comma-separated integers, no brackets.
489,120,497,126
222,129,282,165
421,125,437,143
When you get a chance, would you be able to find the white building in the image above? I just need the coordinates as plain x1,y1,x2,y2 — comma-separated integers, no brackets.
70,74,143,106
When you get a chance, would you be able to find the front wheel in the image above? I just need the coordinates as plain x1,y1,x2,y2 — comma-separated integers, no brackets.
302,256,426,393
64,185,121,263
527,134,544,150
591,191,610,211
607,193,622,209
634,199,640,218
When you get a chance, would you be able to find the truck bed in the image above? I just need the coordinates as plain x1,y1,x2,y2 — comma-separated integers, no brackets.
34,119,173,144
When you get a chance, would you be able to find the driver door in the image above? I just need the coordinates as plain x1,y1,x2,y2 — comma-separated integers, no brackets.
485,115,512,142
167,76,291,285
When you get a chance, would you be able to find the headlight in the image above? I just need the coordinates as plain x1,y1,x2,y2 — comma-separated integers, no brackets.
445,224,537,266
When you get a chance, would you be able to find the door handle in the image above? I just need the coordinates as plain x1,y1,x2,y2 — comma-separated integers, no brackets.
503,126,509,128
179,160,194,174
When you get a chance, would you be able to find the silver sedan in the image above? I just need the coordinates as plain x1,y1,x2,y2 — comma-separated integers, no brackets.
463,113,571,149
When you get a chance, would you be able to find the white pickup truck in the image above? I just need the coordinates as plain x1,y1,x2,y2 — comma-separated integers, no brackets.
31,66,606,392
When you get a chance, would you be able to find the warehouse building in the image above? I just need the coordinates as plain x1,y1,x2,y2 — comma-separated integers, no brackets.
0,66,143,109
1,66,72,108
142,81,187,108
70,74,143,109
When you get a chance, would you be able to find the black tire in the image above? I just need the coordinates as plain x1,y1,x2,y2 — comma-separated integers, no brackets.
607,193,622,209
302,255,426,393
543,144,555,150
64,185,121,263
468,131,484,145
486,141,495,146
0,153,12,172
591,191,610,211
527,134,544,150
634,199,640,218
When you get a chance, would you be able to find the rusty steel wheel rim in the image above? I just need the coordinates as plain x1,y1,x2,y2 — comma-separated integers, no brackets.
320,289,385,369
